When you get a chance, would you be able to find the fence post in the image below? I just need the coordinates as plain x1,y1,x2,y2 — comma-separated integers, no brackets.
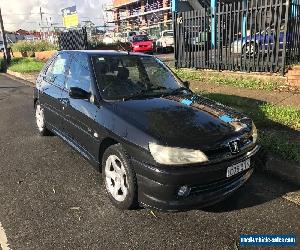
172,0,178,68
211,0,217,49
282,0,291,75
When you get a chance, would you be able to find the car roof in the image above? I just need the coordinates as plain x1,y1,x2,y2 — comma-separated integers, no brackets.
60,50,153,57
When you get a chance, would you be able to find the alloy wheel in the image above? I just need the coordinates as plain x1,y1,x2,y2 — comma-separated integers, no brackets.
105,155,129,202
36,104,45,132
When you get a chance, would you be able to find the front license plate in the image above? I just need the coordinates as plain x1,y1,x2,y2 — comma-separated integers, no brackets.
226,158,251,178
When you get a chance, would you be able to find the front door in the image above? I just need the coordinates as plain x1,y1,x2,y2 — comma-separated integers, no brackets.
39,52,71,133
61,53,100,160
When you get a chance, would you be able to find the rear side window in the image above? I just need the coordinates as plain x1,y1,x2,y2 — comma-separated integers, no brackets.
46,53,70,88
65,53,92,92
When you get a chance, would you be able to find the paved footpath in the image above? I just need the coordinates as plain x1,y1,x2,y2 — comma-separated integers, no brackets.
0,73,299,249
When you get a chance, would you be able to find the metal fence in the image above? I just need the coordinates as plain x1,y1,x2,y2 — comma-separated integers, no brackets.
174,0,300,74
58,28,88,50
287,0,300,65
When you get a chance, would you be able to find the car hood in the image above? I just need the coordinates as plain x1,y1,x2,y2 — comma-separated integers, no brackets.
106,93,252,151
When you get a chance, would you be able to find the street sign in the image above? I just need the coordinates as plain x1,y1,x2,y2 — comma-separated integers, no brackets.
61,6,79,29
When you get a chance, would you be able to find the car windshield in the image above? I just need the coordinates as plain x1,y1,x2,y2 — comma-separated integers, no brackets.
92,55,185,100
163,31,173,37
133,35,150,42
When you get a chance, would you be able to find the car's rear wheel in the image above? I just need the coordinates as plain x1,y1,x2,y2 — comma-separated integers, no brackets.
242,42,258,58
35,103,51,136
102,144,138,210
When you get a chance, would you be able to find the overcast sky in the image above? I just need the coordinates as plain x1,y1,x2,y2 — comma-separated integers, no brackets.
0,0,112,31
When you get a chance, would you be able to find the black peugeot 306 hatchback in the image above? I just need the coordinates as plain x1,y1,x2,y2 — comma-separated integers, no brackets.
34,50,260,211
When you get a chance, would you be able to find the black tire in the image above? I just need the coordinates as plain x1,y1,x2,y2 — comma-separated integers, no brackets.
102,144,138,210
242,42,258,58
35,102,52,136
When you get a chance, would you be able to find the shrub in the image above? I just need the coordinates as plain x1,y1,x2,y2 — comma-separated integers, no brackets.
11,40,58,54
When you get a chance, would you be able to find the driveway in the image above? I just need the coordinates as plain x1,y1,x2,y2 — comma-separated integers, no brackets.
0,73,299,249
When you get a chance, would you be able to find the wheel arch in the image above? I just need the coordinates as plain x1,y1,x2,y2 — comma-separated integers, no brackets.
99,137,119,169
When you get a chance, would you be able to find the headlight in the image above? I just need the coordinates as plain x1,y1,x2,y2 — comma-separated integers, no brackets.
252,122,258,143
149,143,208,165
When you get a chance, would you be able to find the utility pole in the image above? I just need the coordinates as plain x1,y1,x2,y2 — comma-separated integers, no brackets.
0,7,9,71
40,7,44,40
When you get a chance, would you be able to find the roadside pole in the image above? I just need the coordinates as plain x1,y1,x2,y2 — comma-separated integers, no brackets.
0,7,9,71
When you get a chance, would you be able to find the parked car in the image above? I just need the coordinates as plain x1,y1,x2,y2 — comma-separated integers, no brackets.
121,31,139,43
0,40,4,51
0,40,12,52
102,34,115,45
185,30,210,51
131,34,154,54
231,24,287,57
156,30,174,53
34,50,260,211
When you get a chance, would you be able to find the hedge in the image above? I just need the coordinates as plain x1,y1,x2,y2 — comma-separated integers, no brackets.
11,40,58,54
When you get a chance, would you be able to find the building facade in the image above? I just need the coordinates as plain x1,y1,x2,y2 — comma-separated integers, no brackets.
109,0,172,37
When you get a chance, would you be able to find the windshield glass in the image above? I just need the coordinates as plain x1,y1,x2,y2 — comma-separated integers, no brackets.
163,31,173,37
133,35,150,42
92,55,184,100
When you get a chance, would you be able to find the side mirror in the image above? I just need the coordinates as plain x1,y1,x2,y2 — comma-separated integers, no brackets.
183,81,190,89
69,87,91,100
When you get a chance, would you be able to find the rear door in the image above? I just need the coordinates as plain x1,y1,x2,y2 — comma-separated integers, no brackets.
38,52,71,133
61,53,100,160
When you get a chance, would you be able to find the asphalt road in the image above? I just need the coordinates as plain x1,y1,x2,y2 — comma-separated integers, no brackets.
0,73,299,250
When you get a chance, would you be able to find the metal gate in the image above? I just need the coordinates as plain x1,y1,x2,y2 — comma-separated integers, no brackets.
174,0,299,74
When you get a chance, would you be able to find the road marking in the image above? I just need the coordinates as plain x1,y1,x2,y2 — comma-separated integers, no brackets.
0,222,10,250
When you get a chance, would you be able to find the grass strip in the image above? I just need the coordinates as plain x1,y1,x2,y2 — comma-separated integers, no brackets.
9,58,45,73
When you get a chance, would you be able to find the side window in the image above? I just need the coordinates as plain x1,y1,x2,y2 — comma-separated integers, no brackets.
46,53,70,87
65,53,92,92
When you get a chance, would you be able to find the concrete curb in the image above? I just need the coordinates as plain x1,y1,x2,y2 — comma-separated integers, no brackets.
257,154,300,186
6,70,36,85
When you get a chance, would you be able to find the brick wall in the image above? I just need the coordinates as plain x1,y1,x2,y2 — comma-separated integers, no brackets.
287,66,300,87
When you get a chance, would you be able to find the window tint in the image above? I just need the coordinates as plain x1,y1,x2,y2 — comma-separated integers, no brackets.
133,35,150,42
46,53,70,87
163,31,173,37
92,55,182,100
65,53,92,92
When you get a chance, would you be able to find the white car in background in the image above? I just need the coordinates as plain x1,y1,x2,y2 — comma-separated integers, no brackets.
103,34,115,45
156,30,174,53
120,31,139,43
0,40,12,52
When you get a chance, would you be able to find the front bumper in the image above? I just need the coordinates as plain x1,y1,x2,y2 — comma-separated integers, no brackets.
133,47,153,53
132,145,260,211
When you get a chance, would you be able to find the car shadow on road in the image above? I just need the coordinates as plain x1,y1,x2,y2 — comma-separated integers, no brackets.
202,171,299,213
198,93,300,212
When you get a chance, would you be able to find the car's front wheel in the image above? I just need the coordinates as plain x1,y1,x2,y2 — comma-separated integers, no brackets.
35,103,51,136
102,144,138,210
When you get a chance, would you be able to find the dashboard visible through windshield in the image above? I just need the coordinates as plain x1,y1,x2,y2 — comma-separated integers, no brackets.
92,55,185,100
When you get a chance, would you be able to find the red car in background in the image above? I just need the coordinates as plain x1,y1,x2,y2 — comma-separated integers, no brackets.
131,35,154,54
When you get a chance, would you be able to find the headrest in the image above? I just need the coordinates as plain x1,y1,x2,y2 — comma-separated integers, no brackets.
117,67,129,80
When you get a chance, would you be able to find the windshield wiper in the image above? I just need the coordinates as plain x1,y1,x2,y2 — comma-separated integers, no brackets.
123,87,168,101
167,87,191,95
